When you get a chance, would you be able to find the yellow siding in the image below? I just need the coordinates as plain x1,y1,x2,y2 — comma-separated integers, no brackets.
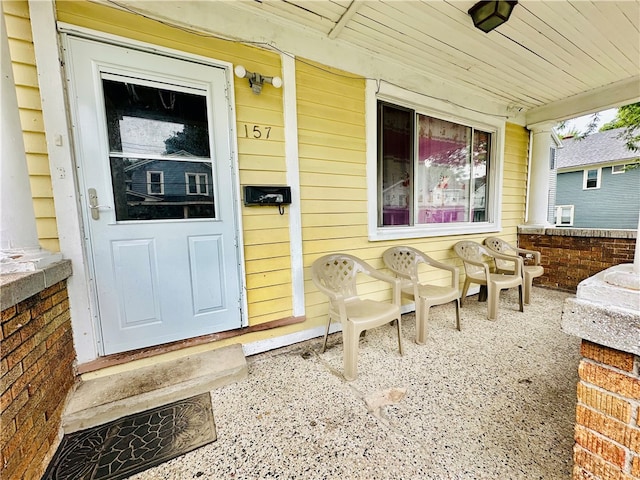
55,0,292,325
296,57,530,331
2,1,59,251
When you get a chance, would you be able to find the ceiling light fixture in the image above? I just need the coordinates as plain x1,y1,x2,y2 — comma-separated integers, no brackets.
234,65,283,95
468,0,518,33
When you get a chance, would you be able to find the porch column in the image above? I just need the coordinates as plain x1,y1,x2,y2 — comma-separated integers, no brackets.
526,123,555,227
0,15,60,273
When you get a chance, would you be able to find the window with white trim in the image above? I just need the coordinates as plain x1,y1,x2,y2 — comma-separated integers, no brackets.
583,168,601,189
612,164,627,174
147,171,164,195
186,173,208,195
555,205,574,226
377,101,494,228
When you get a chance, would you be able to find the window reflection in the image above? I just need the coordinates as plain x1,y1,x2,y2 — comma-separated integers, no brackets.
110,158,215,220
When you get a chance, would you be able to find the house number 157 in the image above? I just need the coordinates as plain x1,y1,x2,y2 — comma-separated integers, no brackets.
243,124,272,139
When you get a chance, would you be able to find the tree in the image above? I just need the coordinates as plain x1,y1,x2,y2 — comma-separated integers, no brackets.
599,102,640,151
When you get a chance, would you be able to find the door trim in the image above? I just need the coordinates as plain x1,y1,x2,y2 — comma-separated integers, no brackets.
60,27,248,356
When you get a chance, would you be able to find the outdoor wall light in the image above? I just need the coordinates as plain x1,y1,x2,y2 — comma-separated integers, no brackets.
234,65,282,95
468,0,518,33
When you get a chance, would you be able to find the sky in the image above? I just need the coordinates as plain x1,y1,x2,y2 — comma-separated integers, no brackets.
559,108,618,134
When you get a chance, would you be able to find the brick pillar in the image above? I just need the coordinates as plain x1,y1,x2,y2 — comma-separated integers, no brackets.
1,279,77,480
573,341,640,479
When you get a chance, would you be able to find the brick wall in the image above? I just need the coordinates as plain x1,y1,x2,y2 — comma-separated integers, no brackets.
1,280,76,480
519,232,636,292
573,340,640,480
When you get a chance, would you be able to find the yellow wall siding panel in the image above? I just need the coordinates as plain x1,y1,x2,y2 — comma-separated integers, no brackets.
18,108,44,132
237,138,285,157
26,154,50,176
243,229,290,246
244,242,291,261
247,284,292,303
302,213,366,228
297,116,365,138
2,0,29,17
4,12,31,41
245,257,292,275
246,269,292,290
239,171,287,186
40,238,60,252
35,218,59,239
303,225,368,241
22,131,48,154
29,176,53,197
7,37,35,63
241,213,289,231
300,199,367,214
11,62,39,88
303,186,367,202
299,172,366,190
297,144,365,163
239,155,288,173
15,85,42,110
32,198,56,218
299,158,365,177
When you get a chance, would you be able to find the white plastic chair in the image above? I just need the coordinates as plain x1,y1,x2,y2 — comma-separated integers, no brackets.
383,246,460,344
453,241,524,321
312,253,403,381
484,237,544,305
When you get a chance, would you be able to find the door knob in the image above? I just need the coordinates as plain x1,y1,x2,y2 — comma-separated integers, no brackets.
88,188,109,220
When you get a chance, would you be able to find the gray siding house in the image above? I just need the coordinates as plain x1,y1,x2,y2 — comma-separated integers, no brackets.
552,128,640,229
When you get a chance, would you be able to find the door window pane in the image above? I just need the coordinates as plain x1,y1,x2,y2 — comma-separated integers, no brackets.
102,78,210,157
103,76,215,221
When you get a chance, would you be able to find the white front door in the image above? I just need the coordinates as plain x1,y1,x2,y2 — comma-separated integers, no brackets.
65,36,243,355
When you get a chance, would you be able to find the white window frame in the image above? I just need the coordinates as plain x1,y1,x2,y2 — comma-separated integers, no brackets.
366,80,504,241
185,172,209,195
612,164,626,174
147,170,164,195
555,205,574,226
583,168,601,190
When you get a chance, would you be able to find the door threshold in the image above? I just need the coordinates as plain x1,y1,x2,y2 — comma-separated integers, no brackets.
78,315,305,375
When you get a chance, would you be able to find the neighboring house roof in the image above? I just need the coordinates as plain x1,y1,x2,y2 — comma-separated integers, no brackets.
556,127,639,170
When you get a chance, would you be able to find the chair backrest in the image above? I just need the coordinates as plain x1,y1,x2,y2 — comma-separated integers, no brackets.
382,246,420,280
453,241,491,277
311,254,365,300
484,237,517,271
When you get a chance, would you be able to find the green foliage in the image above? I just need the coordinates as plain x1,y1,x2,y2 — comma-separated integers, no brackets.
599,102,640,151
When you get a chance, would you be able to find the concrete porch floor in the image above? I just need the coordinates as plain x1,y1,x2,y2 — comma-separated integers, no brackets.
130,287,580,480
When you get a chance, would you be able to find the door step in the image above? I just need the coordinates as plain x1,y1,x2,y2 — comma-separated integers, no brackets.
62,344,247,434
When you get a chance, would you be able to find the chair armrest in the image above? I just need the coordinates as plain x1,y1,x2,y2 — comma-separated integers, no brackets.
514,247,541,264
489,250,524,276
423,258,459,289
367,268,402,306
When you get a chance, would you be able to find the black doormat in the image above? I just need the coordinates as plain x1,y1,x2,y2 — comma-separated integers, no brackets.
43,393,216,480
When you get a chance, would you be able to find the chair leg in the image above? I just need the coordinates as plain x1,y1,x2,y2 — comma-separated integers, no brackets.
524,274,533,305
460,279,471,307
395,315,403,355
487,284,500,321
454,298,461,331
415,300,428,345
342,321,359,381
518,285,524,312
321,317,332,353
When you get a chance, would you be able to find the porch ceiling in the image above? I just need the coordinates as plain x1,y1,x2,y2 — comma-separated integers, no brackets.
97,0,639,125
